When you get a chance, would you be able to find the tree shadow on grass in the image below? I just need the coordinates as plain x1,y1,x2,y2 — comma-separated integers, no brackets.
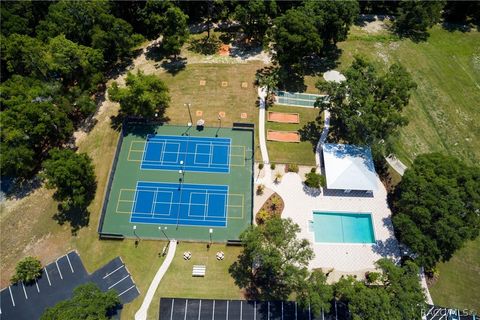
298,120,323,150
53,204,90,235
1,176,42,201
160,57,187,76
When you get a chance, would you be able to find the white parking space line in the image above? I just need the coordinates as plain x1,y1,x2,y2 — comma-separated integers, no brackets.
22,282,28,299
35,279,40,293
184,299,188,320
66,254,74,273
107,275,129,289
8,287,15,307
118,285,136,297
44,267,51,286
103,265,124,279
55,260,63,280
197,300,201,320
170,298,175,320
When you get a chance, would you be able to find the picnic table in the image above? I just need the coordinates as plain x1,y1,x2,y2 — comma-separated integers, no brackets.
192,265,206,277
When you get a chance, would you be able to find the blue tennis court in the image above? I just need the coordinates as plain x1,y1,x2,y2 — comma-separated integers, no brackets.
141,135,231,173
130,181,228,227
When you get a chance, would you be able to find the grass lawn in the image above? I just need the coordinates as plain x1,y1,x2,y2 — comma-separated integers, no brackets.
147,242,244,320
266,105,321,165
428,237,480,312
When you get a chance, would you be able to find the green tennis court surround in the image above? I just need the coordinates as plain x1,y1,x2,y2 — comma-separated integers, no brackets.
98,123,253,241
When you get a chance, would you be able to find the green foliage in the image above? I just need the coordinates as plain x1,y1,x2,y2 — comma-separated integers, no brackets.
286,163,299,173
255,209,270,224
255,66,279,94
11,256,42,284
258,163,264,170
270,162,276,170
108,70,170,120
304,172,324,189
162,6,189,58
317,57,416,156
188,34,222,55
0,1,50,37
365,271,381,284
392,153,480,269
234,0,278,41
41,283,120,320
1,34,48,77
137,0,172,40
270,8,322,68
297,270,333,316
43,149,96,232
1,102,73,178
335,259,425,320
395,0,446,41
256,184,265,196
229,217,314,300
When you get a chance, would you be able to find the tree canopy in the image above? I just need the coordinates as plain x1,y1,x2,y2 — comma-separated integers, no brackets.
296,270,333,316
11,256,42,284
161,6,189,58
108,70,170,120
234,0,278,42
335,259,426,320
392,153,480,270
42,149,97,232
317,57,416,158
394,0,446,41
41,283,120,320
229,217,314,300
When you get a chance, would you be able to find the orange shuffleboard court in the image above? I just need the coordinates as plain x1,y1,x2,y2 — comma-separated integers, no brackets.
267,130,300,143
267,111,300,124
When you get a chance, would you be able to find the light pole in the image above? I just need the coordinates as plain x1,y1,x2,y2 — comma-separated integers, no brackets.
159,226,170,241
133,225,140,247
209,228,213,247
215,114,222,137
184,103,193,126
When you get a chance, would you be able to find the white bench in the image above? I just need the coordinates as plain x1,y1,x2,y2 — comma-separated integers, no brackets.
192,265,206,277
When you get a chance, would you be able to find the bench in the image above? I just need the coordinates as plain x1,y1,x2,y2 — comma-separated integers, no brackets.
192,265,206,277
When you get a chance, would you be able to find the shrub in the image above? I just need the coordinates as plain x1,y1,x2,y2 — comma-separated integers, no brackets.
286,163,299,173
305,172,322,189
270,196,282,213
256,209,270,225
258,163,264,170
256,184,265,195
365,271,381,284
11,256,42,284
310,167,316,173
188,34,222,55
270,163,276,170
274,171,283,183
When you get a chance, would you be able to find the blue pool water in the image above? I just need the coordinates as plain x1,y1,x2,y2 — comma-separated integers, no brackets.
312,212,375,243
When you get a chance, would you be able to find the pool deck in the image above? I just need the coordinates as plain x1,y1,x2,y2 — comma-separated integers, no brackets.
255,168,400,278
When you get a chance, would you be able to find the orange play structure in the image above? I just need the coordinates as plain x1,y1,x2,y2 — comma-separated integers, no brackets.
267,111,300,124
267,130,301,143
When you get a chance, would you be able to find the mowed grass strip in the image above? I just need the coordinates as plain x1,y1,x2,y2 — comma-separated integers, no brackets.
147,243,244,320
266,105,321,165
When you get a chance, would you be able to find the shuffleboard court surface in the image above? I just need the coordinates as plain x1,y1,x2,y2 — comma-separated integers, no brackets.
274,90,326,108
130,181,228,227
141,135,231,173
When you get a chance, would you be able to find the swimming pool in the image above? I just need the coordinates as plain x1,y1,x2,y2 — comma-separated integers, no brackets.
312,212,375,243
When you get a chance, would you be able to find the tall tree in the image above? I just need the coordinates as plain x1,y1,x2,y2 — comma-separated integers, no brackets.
394,0,446,41
108,70,170,120
270,8,322,69
1,34,48,78
234,0,278,42
229,217,314,300
41,283,119,320
334,259,426,320
317,57,416,158
392,153,480,270
137,0,172,40
43,149,97,231
296,270,333,317
161,6,189,58
0,1,51,37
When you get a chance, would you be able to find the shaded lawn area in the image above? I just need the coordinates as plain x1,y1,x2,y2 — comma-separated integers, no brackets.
429,237,480,313
147,242,244,320
266,105,321,165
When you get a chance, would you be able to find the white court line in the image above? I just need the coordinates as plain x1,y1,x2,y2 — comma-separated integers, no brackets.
44,267,51,286
103,265,124,279
22,282,28,299
35,279,40,293
55,260,63,280
66,254,74,273
118,285,136,297
108,275,130,289
8,287,15,306
184,299,188,320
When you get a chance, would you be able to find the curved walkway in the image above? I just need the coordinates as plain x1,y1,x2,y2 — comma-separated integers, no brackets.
256,87,271,183
135,240,177,320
